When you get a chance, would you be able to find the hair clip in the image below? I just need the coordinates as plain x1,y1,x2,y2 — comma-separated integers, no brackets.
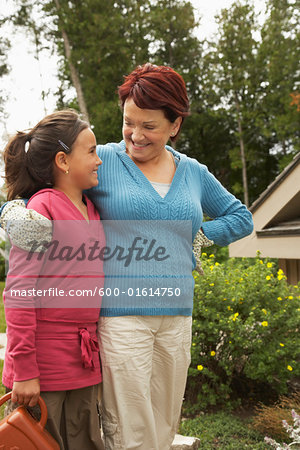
58,140,70,151
24,141,30,153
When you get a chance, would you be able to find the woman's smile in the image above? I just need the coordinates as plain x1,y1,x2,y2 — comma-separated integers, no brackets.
131,140,150,150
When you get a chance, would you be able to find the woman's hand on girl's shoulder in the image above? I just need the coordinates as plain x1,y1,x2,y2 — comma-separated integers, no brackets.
12,377,40,407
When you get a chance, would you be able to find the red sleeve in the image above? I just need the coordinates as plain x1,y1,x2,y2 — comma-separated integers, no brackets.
5,191,53,382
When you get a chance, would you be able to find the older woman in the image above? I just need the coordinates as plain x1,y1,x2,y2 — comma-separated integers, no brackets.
1,63,253,450
88,63,253,450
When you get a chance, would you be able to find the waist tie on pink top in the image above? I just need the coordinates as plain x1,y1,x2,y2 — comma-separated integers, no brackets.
79,328,99,369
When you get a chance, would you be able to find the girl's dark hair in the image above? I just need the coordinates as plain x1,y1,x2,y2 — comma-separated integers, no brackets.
118,63,190,142
4,109,89,200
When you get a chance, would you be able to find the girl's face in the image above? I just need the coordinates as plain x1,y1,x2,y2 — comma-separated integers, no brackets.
123,98,181,163
67,128,102,190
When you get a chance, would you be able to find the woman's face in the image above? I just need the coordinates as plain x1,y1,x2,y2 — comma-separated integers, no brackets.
123,98,181,163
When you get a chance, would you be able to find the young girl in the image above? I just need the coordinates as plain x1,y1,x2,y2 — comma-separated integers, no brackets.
2,110,105,449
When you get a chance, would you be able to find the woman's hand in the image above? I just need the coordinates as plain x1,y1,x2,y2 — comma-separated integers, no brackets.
11,377,40,407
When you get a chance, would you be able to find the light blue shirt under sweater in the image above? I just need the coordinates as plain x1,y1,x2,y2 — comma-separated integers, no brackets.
86,141,253,317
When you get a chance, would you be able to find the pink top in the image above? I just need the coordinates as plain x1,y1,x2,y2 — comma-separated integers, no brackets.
2,189,105,391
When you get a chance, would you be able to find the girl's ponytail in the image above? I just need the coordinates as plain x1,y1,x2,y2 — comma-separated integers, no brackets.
4,131,39,201
3,110,89,200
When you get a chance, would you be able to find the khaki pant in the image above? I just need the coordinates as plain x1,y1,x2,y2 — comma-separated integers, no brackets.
5,384,104,450
97,315,192,450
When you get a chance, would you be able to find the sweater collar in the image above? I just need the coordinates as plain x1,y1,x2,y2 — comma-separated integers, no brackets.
116,141,187,203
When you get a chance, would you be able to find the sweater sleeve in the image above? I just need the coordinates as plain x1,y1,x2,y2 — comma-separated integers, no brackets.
4,192,53,382
0,199,52,251
198,164,253,246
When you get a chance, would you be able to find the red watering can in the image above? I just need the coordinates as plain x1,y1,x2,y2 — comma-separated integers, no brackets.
0,392,59,449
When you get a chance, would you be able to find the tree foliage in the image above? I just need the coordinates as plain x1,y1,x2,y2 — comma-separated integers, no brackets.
2,0,299,205
258,0,300,170
0,35,10,118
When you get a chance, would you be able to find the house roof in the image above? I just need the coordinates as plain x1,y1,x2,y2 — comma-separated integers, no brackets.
256,219,300,237
250,152,300,214
229,150,300,261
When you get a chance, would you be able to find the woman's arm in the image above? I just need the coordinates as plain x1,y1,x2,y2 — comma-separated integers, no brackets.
199,164,253,246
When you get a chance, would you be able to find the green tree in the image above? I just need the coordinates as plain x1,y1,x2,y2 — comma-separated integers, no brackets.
5,0,89,121
207,0,262,206
258,0,300,170
181,47,239,193
41,0,201,145
0,34,10,119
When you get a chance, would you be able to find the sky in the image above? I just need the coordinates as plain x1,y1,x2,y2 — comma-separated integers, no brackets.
0,0,267,147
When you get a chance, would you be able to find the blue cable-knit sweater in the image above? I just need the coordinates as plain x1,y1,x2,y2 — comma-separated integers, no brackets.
85,141,253,317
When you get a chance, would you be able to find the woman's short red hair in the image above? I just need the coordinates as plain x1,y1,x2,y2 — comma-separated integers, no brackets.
118,63,190,142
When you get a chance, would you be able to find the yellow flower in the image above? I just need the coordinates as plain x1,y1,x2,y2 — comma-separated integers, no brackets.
227,306,232,311
209,254,214,258
262,309,267,315
259,260,263,264
209,283,215,286
277,297,282,301
210,265,214,271
266,275,271,281
279,343,284,347
210,351,216,356
215,262,220,266
192,343,196,346
232,312,239,321
202,252,207,257
277,269,285,280
261,321,268,327
239,278,244,282
287,365,293,371
197,365,204,371
267,262,273,268
288,296,293,300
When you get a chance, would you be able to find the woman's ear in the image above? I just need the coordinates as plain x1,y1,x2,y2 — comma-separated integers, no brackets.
172,117,182,135
54,151,69,173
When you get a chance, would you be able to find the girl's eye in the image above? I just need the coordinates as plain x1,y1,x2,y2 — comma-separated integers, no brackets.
145,127,154,130
124,122,132,126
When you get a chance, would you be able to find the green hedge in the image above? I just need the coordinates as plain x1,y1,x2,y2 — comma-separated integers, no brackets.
185,253,300,412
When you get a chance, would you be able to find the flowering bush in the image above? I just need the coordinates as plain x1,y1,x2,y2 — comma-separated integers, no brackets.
265,409,300,448
185,253,300,411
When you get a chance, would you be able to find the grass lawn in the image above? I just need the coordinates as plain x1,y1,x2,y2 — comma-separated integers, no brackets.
179,412,270,449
